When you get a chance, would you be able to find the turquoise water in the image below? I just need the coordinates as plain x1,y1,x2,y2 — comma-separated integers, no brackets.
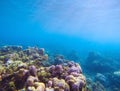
0,1,120,91
1,0,120,59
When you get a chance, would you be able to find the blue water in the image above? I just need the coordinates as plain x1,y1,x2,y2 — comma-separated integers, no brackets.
0,0,120,91
1,0,120,60
1,0,120,63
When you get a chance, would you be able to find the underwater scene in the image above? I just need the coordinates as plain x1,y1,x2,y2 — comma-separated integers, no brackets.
0,0,120,91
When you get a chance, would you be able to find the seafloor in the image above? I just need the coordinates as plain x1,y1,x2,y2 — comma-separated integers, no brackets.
0,46,119,91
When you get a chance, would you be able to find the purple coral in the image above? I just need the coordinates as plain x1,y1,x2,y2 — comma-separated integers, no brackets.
49,65,63,77
29,65,37,76
49,65,55,73
48,81,53,87
53,65,63,77
55,65,63,73
68,61,75,67
68,64,82,75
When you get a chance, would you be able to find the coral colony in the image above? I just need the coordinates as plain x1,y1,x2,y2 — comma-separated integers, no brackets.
0,46,86,91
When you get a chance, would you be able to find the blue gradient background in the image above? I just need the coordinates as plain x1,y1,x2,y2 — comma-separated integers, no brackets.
0,0,120,55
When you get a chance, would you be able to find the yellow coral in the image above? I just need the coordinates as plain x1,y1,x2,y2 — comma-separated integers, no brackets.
34,82,45,91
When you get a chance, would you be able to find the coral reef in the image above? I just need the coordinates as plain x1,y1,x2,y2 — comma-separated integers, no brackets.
0,46,86,91
85,51,117,73
2,46,119,91
95,73,109,86
107,70,120,91
86,78,105,91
